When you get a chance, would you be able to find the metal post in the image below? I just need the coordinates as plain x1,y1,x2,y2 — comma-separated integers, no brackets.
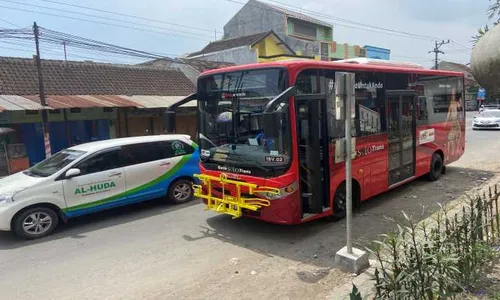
63,41,67,62
3,141,11,175
344,74,353,254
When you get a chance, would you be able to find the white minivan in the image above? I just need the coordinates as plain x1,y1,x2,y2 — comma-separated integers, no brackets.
0,135,199,239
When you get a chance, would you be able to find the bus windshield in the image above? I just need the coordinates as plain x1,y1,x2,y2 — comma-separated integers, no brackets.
197,68,291,177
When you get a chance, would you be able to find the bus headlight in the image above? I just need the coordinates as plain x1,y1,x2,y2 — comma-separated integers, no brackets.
256,182,298,200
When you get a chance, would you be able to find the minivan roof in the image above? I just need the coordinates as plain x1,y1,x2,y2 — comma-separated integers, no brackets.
68,134,192,152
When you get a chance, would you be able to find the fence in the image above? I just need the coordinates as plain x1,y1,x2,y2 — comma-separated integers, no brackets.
370,184,500,299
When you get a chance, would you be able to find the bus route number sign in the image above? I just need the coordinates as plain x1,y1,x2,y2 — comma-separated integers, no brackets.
265,156,285,163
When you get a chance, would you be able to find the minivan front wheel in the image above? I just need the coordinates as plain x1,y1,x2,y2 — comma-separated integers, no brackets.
13,206,59,239
168,179,194,204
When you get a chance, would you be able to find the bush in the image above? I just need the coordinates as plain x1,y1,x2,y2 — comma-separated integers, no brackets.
369,185,500,300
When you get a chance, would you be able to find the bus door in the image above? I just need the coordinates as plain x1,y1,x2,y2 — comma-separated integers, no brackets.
387,91,417,186
296,95,330,216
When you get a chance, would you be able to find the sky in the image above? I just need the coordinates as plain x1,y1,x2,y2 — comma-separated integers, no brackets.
0,0,493,67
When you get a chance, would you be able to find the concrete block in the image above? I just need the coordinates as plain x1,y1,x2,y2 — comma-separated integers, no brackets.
334,246,370,275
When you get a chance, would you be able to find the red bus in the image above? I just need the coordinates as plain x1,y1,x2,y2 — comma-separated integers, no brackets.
175,59,465,224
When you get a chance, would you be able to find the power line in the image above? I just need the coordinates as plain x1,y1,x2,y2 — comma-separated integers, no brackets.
0,26,200,66
0,0,215,39
0,4,212,42
36,0,223,35
0,18,21,28
0,39,150,64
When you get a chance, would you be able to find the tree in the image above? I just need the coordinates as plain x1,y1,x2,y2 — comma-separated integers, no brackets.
472,0,500,45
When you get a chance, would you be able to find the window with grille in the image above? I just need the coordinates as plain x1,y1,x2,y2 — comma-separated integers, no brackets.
292,20,317,39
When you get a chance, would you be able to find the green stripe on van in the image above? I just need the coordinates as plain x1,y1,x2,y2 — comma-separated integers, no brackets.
62,155,191,213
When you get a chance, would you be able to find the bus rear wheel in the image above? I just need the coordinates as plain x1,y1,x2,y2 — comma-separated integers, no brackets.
427,153,444,181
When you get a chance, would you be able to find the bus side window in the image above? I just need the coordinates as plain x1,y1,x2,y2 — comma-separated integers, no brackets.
353,71,386,137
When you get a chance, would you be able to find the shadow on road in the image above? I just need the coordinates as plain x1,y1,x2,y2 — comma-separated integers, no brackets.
183,166,496,270
0,198,200,250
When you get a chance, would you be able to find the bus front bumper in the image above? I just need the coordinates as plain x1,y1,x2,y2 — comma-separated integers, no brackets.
193,173,280,219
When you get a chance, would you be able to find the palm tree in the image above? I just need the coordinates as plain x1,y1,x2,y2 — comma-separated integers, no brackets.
472,0,500,45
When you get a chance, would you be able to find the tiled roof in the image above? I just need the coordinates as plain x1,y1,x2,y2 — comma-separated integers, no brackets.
176,58,234,72
140,58,234,73
251,0,332,28
0,56,195,96
187,31,272,57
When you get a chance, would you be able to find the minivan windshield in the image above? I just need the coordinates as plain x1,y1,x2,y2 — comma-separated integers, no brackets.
26,149,86,177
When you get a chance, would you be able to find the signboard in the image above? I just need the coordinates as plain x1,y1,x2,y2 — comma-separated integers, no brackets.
478,88,486,100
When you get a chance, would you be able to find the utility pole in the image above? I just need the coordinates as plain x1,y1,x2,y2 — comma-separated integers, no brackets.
33,22,51,158
429,40,450,70
62,41,67,62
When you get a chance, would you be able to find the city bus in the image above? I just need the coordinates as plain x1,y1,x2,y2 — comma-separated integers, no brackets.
168,59,465,224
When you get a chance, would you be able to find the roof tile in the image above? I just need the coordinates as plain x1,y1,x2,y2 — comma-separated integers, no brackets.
187,31,271,57
0,56,195,96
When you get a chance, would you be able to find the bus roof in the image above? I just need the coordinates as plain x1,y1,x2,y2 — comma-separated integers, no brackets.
198,59,464,78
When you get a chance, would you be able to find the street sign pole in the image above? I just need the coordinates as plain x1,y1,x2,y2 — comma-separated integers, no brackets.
344,74,353,254
334,72,370,274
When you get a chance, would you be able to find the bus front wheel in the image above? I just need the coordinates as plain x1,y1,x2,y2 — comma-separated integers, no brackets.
428,153,444,181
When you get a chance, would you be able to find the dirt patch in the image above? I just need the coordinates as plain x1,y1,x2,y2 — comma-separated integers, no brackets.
459,249,500,300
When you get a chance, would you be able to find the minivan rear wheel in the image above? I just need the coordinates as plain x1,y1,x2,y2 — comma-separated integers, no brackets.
168,179,194,204
12,206,59,240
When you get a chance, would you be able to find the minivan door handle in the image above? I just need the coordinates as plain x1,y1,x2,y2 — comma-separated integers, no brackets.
160,162,171,167
109,172,122,177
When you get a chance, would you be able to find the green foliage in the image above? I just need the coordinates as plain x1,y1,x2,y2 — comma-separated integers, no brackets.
350,284,363,300
368,185,500,300
473,0,500,46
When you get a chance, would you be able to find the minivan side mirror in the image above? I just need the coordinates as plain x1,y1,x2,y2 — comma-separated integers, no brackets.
65,168,81,179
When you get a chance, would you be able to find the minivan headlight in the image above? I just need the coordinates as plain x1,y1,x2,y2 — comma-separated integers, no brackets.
0,193,14,204
0,189,26,204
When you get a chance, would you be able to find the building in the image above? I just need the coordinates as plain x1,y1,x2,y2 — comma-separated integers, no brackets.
220,0,366,61
187,30,300,64
363,45,391,60
139,58,234,84
0,56,196,172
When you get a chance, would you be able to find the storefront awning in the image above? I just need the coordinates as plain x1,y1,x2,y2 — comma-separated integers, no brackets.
0,95,46,111
0,95,196,111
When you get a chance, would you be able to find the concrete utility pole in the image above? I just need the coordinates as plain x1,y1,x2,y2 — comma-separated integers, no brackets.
33,22,51,158
429,40,450,70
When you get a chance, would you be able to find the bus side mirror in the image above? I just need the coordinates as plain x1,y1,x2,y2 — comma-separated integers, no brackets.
165,111,176,133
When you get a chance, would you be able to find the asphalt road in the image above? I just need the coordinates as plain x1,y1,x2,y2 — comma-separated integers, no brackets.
0,111,499,300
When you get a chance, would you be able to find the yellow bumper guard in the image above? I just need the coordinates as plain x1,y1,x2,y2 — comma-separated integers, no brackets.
193,173,281,219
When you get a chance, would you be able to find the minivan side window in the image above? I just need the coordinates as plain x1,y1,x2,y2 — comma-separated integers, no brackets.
121,142,164,167
76,149,121,176
120,140,195,167
164,140,195,158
